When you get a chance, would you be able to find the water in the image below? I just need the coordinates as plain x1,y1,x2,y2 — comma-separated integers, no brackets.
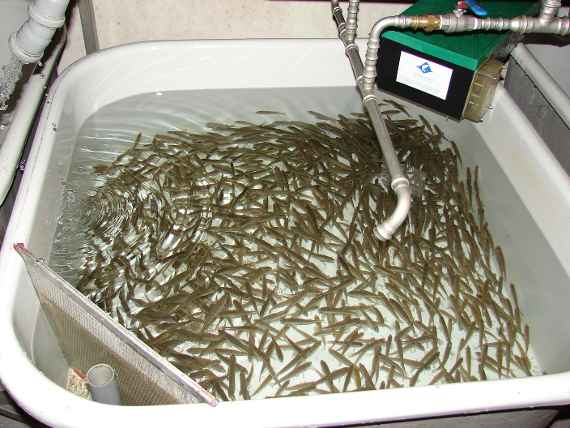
0,55,23,111
49,87,542,401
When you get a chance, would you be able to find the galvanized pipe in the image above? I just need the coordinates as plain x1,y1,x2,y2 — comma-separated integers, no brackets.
345,0,360,43
330,0,411,241
331,0,569,240
539,0,562,23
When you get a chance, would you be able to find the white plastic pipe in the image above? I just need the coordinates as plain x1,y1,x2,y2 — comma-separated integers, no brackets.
510,44,570,131
86,364,121,405
9,0,69,64
0,33,65,205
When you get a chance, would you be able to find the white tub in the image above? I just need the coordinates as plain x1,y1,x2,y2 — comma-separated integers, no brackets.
0,0,65,230
1,39,570,428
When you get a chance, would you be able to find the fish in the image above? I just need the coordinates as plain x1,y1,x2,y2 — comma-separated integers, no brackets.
74,103,535,402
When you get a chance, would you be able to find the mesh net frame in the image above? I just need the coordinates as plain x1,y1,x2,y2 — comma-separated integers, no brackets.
15,243,218,406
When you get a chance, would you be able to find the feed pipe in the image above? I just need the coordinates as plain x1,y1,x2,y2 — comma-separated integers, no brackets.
331,0,412,241
331,0,570,240
539,0,562,24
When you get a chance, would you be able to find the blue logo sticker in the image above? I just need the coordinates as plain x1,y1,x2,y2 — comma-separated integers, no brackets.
417,62,432,74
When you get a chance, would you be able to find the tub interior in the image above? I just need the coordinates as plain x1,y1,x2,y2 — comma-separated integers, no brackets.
6,40,570,406
25,86,569,390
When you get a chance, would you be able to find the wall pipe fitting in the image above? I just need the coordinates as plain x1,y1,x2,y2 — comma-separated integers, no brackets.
331,0,412,241
345,0,360,43
9,0,70,64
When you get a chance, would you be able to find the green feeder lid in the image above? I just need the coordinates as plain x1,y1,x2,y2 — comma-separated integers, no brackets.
382,0,539,71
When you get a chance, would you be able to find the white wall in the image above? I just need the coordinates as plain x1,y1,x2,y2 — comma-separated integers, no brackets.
91,1,408,46
59,1,409,69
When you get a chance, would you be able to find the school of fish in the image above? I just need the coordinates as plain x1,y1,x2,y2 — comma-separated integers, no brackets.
74,101,536,400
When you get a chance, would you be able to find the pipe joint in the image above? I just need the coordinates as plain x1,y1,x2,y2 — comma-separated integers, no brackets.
411,15,441,32
9,0,70,64
28,3,66,29
361,93,377,103
374,178,412,241
539,0,561,23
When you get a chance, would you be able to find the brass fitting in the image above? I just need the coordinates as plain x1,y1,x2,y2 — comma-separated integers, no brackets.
411,15,441,32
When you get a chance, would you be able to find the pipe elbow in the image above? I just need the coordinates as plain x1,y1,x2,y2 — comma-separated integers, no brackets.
374,177,412,241
9,0,69,64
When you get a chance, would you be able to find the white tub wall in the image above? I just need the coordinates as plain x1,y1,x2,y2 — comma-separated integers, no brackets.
2,39,570,428
526,43,570,98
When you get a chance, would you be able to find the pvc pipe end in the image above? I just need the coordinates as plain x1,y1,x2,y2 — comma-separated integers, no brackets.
29,3,66,29
87,364,115,387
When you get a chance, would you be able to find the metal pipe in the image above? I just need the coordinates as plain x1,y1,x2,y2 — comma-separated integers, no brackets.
539,0,562,23
330,0,412,241
345,0,360,43
365,99,411,241
362,15,441,93
331,0,347,41
86,364,121,405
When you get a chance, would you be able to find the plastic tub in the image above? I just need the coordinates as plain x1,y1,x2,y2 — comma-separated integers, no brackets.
1,39,570,428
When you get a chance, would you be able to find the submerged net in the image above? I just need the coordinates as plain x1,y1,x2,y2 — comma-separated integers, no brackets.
15,244,217,406
50,103,536,401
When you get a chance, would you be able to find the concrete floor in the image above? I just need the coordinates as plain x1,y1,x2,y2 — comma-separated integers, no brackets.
0,389,45,428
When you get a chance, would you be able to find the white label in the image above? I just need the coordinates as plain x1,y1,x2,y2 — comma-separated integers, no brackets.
396,51,453,100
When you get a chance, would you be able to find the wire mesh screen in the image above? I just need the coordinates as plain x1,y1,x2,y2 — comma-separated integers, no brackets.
15,243,217,406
